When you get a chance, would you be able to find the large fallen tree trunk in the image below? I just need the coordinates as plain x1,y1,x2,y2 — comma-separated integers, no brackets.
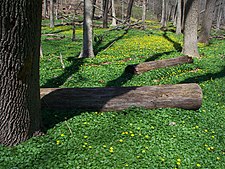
41,83,202,111
126,56,193,74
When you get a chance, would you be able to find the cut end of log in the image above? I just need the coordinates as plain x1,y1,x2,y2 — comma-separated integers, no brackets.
41,83,202,112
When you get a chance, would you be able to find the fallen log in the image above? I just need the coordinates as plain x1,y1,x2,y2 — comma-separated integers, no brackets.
41,83,202,111
126,56,193,74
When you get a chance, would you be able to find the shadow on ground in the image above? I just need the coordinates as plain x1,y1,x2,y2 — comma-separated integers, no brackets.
180,67,225,84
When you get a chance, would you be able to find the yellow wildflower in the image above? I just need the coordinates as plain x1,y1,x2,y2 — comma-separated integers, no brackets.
196,163,201,167
109,147,114,153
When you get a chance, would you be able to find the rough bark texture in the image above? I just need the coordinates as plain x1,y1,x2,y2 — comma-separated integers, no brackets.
182,0,200,57
0,0,42,146
198,0,217,44
79,0,95,58
126,56,193,74
41,84,202,111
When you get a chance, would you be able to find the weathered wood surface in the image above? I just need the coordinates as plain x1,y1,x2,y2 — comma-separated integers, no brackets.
41,83,202,111
126,56,193,74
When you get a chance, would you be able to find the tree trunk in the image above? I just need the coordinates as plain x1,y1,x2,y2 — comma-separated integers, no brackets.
43,0,48,18
111,0,117,26
198,0,217,44
103,0,110,28
182,0,200,57
182,0,186,31
121,0,125,21
142,0,147,22
72,20,76,41
0,0,42,146
79,0,95,58
216,0,224,30
176,0,182,34
161,0,167,27
50,0,55,28
93,0,97,20
126,0,135,22
41,84,202,111
126,56,193,74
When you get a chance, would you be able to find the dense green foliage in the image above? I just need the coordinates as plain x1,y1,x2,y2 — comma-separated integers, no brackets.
1,21,225,169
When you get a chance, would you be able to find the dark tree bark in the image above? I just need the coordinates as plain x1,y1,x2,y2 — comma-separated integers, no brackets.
182,0,200,57
103,0,110,28
79,0,95,58
126,0,135,22
0,0,42,146
41,84,202,111
198,0,217,44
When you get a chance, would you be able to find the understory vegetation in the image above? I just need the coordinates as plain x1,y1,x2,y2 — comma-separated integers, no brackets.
1,21,225,168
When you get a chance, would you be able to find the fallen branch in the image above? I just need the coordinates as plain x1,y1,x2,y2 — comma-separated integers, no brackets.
126,56,193,74
41,83,202,111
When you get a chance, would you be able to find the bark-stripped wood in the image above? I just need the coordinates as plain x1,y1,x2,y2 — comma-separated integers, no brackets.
126,56,193,74
41,83,202,111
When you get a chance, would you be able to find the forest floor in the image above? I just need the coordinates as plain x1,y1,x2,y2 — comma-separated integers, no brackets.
1,20,225,168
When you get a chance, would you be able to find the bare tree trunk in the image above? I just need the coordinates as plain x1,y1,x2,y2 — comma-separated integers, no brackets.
111,0,117,26
72,21,76,41
121,0,125,21
176,0,182,34
50,0,55,28
216,0,224,29
182,0,186,31
161,0,167,27
182,0,200,57
0,0,42,146
43,0,48,18
198,0,217,44
126,0,135,22
142,0,147,22
103,0,110,28
79,0,95,58
100,0,104,16
92,0,97,19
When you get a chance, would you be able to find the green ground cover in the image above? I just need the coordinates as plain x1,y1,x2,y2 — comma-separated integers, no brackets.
1,21,225,169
